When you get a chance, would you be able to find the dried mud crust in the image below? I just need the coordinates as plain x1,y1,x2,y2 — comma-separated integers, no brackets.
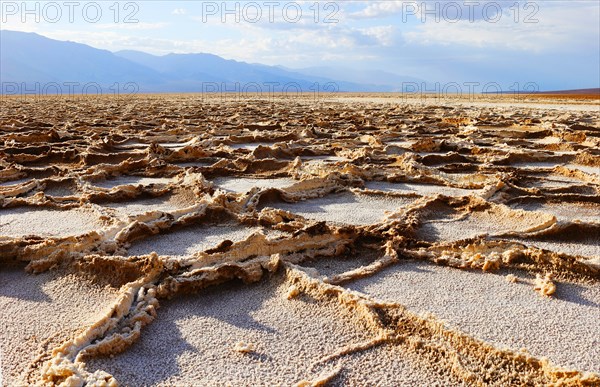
0,94,599,386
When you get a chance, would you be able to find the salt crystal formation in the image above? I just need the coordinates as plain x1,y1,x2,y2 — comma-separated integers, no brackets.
1,94,599,386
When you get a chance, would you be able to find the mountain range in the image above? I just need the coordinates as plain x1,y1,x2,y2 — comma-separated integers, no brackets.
0,30,423,94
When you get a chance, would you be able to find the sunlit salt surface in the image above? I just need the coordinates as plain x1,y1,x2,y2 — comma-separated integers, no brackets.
113,141,148,150
0,207,103,237
230,142,275,150
269,191,418,225
510,236,600,259
300,155,351,166
510,161,563,170
454,100,600,112
530,137,562,145
364,181,478,197
566,164,600,176
300,155,349,162
385,140,413,148
213,177,296,192
114,140,195,150
158,140,195,150
347,261,600,374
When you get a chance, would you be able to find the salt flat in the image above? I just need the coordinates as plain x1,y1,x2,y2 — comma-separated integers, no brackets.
1,94,598,385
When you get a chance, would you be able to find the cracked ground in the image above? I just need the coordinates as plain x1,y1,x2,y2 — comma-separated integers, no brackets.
1,94,599,386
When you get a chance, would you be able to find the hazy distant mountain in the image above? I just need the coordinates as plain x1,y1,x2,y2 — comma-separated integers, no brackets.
0,30,165,90
293,66,426,92
116,50,284,83
0,30,394,93
114,50,390,92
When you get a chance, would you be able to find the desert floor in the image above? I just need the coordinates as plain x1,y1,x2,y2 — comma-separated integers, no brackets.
1,93,599,386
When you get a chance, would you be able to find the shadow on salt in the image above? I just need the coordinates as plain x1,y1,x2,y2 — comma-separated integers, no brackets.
127,224,280,257
0,269,119,383
85,274,375,386
511,200,600,224
103,192,197,217
91,175,174,189
415,204,555,242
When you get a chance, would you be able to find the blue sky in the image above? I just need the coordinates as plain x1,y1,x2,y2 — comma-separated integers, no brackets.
2,1,599,90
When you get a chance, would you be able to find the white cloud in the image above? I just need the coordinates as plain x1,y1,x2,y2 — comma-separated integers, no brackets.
349,1,405,19
93,22,168,30
360,26,395,46
404,22,543,52
0,18,39,33
171,8,187,15
349,1,530,22
33,24,394,68
403,4,599,53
